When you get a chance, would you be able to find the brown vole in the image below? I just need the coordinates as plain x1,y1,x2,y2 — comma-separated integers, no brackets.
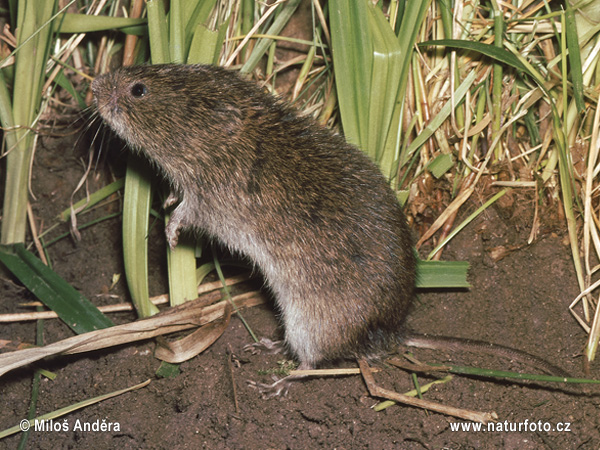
91,64,568,384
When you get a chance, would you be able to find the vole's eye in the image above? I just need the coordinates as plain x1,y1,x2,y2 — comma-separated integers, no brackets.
130,83,148,98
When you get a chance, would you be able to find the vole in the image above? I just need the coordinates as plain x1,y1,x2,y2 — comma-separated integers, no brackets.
91,64,568,390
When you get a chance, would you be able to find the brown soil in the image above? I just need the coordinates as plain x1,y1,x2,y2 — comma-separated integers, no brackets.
0,125,599,450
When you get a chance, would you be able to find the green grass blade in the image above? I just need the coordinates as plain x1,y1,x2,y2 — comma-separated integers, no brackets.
52,70,87,109
432,363,600,384
0,379,150,439
419,39,530,73
374,376,453,411
403,69,478,164
0,129,28,245
58,179,124,222
386,0,433,179
0,72,20,243
0,244,114,333
55,13,146,33
427,153,454,179
491,0,503,160
213,247,257,342
366,4,402,166
165,231,199,306
183,0,218,54
0,71,16,149
330,0,431,181
426,189,507,261
147,0,169,64
43,212,122,248
329,0,371,149
564,2,585,113
1,1,57,245
240,0,302,74
238,0,255,62
416,259,470,289
188,24,220,65
169,0,184,63
122,161,158,317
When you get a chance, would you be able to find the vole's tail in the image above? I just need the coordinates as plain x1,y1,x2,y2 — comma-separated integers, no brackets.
401,332,571,378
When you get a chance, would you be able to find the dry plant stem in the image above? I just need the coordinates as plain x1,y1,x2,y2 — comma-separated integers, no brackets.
224,0,285,67
386,357,452,374
527,185,540,244
68,149,94,240
358,359,498,424
416,109,527,249
154,302,232,363
42,33,86,94
290,368,369,376
416,172,475,249
430,207,459,261
311,0,330,45
26,201,47,265
42,0,109,94
580,91,600,365
227,344,240,413
0,274,253,322
123,0,144,66
0,292,263,378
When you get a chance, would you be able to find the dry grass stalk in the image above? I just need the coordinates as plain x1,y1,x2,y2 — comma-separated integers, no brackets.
0,291,264,378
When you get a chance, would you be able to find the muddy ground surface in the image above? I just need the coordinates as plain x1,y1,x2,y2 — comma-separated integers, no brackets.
0,125,599,450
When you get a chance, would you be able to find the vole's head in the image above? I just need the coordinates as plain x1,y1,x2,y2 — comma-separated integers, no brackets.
91,64,245,161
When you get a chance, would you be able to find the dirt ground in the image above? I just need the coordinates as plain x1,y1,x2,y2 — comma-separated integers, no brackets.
0,122,599,450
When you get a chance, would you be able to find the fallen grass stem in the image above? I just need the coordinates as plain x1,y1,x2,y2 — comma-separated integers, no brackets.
0,274,254,322
0,292,264,378
386,358,600,385
359,359,497,424
0,379,151,439
213,246,258,343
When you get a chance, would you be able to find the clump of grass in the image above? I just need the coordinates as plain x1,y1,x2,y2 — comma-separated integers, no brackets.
405,1,600,366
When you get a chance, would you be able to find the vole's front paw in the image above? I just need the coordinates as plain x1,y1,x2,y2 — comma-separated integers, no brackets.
165,220,181,249
163,192,179,209
243,338,285,355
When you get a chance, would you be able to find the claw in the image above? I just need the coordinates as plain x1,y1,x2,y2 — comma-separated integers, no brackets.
163,191,179,209
247,376,292,398
243,338,285,355
165,218,181,249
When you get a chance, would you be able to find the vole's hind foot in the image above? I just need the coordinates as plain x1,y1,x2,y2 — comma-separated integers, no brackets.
248,362,313,398
243,337,285,355
244,338,293,397
247,375,293,398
